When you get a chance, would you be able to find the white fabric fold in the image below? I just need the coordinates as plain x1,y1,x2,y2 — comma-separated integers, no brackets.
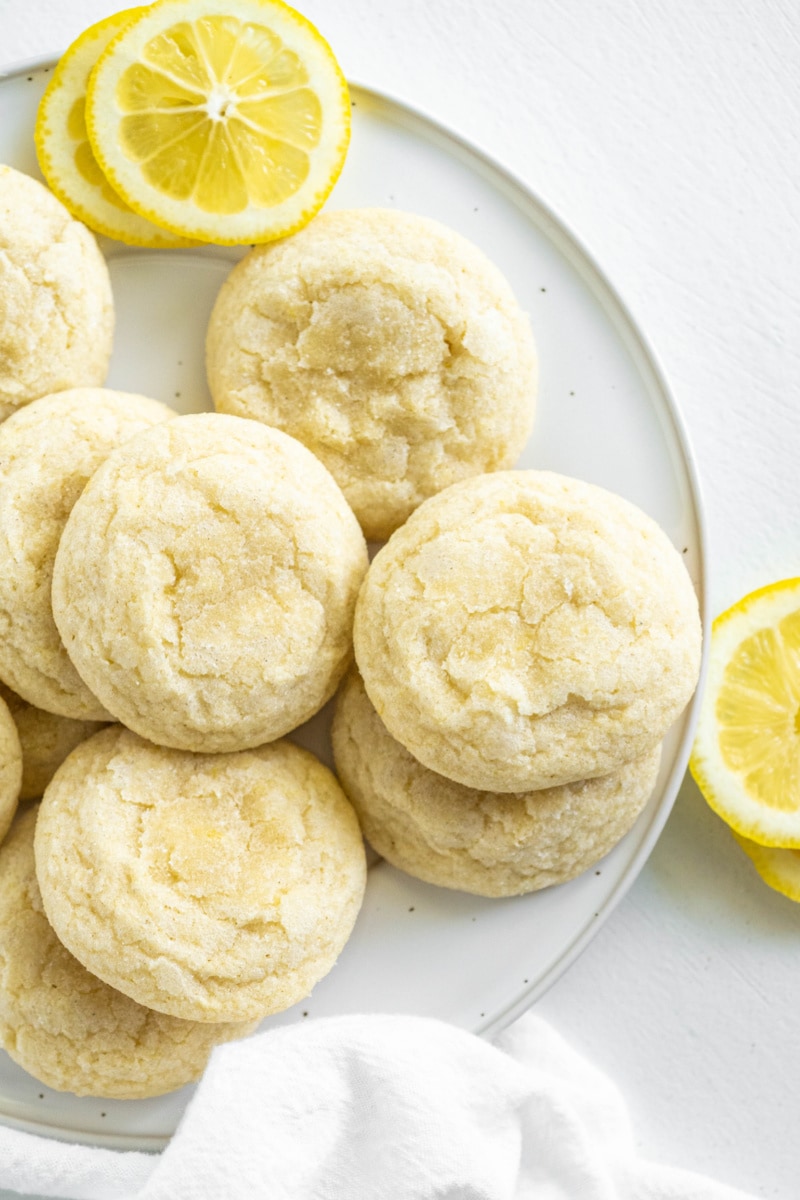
0,1014,755,1200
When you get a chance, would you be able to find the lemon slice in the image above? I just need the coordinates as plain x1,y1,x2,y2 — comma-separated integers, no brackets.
690,578,800,847
85,0,350,245
34,8,195,247
732,833,800,902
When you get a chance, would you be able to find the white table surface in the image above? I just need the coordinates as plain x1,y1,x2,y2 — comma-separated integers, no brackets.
2,2,799,1197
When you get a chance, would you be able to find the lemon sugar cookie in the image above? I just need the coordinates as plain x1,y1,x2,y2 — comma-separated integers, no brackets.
35,728,367,1023
207,209,537,539
52,412,368,752
0,165,113,421
0,388,174,720
354,470,702,793
0,694,22,845
0,807,256,1098
0,683,105,802
333,670,661,897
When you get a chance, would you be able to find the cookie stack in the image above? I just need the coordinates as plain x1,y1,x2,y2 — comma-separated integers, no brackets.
333,471,701,896
0,164,701,1101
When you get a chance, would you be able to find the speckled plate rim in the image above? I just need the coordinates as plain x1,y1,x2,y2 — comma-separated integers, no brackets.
0,52,709,1150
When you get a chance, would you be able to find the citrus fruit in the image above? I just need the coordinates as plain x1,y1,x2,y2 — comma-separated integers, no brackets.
690,577,800,848
85,0,350,245
732,833,800,902
34,8,195,247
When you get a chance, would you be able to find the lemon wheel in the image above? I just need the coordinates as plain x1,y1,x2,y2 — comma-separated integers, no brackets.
85,0,350,245
690,578,800,848
34,8,195,247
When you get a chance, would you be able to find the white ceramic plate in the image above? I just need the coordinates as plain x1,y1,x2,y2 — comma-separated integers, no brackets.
0,57,707,1151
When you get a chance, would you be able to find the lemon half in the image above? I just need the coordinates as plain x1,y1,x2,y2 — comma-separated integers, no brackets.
690,577,800,849
85,0,351,244
34,8,195,247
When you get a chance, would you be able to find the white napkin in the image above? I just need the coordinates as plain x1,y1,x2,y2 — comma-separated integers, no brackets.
0,1013,755,1200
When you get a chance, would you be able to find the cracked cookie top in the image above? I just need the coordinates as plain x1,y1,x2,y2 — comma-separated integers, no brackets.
1,805,255,1096
206,208,537,540
0,165,114,421
34,728,367,1023
354,470,702,792
0,388,174,720
333,669,661,896
52,412,368,751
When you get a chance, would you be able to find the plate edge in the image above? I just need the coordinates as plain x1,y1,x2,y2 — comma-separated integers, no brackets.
0,52,710,1141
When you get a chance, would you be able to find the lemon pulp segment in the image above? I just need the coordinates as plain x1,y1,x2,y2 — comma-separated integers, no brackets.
716,610,800,811
69,96,129,212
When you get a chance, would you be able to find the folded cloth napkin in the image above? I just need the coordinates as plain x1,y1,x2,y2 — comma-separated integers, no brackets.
0,1013,755,1200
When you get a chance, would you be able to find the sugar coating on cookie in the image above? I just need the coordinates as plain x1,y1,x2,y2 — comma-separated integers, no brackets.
0,807,255,1097
0,683,105,802
0,388,174,720
333,670,661,896
52,412,368,752
354,470,702,792
0,694,22,846
207,208,537,540
35,728,367,1022
0,166,113,422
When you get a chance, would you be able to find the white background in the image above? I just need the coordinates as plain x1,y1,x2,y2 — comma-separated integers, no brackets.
2,2,800,1197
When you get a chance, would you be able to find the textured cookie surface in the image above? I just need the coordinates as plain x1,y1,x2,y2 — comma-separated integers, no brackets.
52,412,368,751
207,208,537,540
0,165,113,421
0,694,22,845
35,728,367,1022
0,388,174,719
354,470,702,792
0,807,255,1098
333,670,661,896
0,683,105,801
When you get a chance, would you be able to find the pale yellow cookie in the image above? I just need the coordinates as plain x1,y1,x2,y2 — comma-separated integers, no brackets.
0,683,105,801
0,388,174,720
52,412,368,751
333,670,661,896
0,165,113,421
207,209,537,540
0,807,256,1098
0,694,22,845
354,470,702,792
35,728,367,1022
